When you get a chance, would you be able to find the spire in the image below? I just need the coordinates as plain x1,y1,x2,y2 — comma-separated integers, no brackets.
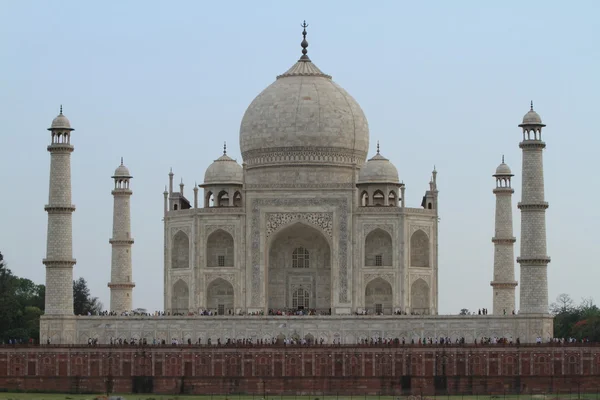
376,141,380,154
59,104,63,115
120,157,124,165
223,141,227,155
299,20,310,61
502,155,505,163
530,100,534,111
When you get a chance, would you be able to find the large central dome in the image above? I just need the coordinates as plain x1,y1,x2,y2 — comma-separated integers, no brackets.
239,27,369,169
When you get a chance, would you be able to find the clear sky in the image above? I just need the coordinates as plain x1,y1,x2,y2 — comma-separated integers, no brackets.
1,1,598,315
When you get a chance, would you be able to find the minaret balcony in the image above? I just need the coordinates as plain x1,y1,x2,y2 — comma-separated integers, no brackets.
47,143,74,152
42,258,77,267
516,257,551,265
491,237,516,244
517,202,549,210
44,204,76,212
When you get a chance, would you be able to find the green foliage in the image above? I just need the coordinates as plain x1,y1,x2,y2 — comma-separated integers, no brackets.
0,252,43,342
73,277,103,315
551,293,600,341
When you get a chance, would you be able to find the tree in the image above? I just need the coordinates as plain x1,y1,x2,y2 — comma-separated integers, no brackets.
550,293,575,315
73,277,103,315
0,252,45,342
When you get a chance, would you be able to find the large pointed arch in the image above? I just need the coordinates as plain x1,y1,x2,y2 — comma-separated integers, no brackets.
171,230,189,269
207,278,234,315
206,229,234,267
410,229,430,267
365,277,392,315
364,228,393,266
267,222,331,312
171,279,189,314
410,278,430,314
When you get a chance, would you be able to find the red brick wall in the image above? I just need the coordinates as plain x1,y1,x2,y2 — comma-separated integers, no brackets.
0,344,599,395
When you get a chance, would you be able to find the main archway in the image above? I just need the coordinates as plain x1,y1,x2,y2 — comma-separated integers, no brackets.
268,222,331,313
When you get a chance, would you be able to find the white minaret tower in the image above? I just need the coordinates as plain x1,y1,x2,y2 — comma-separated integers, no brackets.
43,106,76,315
491,156,517,315
517,102,550,314
108,158,135,312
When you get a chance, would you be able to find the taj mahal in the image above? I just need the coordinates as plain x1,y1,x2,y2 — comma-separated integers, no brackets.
40,24,553,344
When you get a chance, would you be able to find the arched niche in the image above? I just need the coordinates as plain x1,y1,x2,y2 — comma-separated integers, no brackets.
233,191,242,207
364,228,393,267
171,279,189,314
360,191,369,206
373,190,385,206
217,190,229,207
268,222,331,312
365,277,392,315
410,278,430,314
206,229,234,267
171,231,189,269
207,278,234,315
410,229,430,267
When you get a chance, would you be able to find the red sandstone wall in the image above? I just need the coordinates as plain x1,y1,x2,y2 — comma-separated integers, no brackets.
1,345,599,395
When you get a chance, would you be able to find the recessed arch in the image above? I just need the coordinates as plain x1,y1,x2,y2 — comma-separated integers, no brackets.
206,229,234,267
171,279,189,314
364,228,393,267
171,230,189,269
410,278,430,314
410,229,430,267
207,278,234,315
365,277,392,315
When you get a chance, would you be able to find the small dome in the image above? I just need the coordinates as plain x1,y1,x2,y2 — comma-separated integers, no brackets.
48,107,73,131
495,162,512,176
203,152,243,185
358,148,399,184
113,159,131,178
519,102,545,126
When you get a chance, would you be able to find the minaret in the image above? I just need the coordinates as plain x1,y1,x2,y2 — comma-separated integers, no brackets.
43,106,76,315
108,158,135,312
491,156,517,315
517,102,550,314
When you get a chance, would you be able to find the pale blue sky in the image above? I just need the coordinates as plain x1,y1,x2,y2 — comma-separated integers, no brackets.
1,1,598,314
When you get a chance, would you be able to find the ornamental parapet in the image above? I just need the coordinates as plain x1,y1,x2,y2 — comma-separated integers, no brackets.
491,237,516,244
490,281,518,288
44,205,76,212
109,238,135,245
43,258,76,267
517,257,551,265
47,144,74,152
519,141,546,149
107,282,135,289
518,202,549,210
